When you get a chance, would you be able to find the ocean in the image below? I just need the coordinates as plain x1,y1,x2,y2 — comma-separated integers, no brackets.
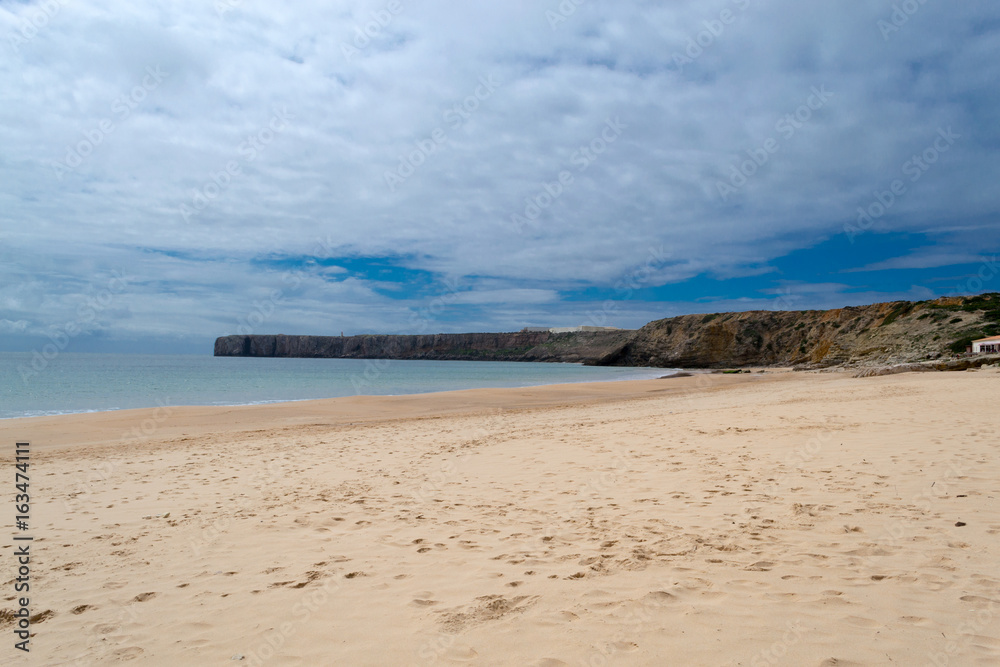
0,352,669,420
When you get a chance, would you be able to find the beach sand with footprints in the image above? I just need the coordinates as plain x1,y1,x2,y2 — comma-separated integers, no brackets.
2,369,999,665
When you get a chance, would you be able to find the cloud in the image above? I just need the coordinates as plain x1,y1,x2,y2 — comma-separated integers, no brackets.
0,319,29,334
845,251,990,273
1,0,999,351
446,288,559,306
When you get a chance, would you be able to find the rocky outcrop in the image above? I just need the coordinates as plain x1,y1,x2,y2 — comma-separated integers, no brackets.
598,293,1000,369
214,293,1000,369
853,355,1000,377
213,330,633,364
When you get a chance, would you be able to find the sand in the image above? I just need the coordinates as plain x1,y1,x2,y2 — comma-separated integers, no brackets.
2,369,999,666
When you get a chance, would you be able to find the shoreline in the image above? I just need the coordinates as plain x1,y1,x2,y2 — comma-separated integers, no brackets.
0,371,769,450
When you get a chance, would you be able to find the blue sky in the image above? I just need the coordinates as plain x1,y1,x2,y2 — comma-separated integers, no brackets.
1,0,999,353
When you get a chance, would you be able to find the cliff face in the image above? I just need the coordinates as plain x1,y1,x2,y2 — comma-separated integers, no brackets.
214,330,633,364
214,293,1000,369
599,293,1000,368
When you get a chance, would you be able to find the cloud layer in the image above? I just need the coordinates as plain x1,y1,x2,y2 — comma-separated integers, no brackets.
2,0,999,352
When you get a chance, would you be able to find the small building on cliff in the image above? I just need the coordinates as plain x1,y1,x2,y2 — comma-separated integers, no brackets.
549,326,622,333
520,326,622,333
972,335,1000,354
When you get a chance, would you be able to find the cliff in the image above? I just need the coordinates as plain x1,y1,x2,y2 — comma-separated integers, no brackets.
597,293,1000,368
214,293,1000,369
214,330,634,364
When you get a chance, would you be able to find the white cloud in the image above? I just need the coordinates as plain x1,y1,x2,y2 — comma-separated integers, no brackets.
1,0,998,349
446,289,559,306
0,319,29,334
845,252,988,273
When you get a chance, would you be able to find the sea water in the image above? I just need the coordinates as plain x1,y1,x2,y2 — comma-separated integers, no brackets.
0,353,670,419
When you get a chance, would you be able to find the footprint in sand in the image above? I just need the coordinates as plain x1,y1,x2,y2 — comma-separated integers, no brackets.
897,615,931,625
111,646,144,660
745,561,774,571
644,591,678,604
441,646,478,662
610,641,639,652
93,622,122,635
29,610,55,624
959,595,1000,606
412,591,438,606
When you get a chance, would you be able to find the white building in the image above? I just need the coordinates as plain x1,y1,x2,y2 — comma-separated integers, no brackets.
549,326,622,333
972,335,1000,354
521,326,623,334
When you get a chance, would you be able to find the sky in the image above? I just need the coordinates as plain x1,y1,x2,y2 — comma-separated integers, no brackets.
1,0,999,354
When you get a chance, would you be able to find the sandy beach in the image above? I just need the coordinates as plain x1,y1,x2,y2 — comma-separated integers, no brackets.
2,369,999,666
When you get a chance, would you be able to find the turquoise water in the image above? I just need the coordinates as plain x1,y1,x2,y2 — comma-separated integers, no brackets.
0,353,669,419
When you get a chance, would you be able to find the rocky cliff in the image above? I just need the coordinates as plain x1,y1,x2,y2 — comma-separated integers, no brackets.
214,330,633,364
215,293,1000,369
597,293,1000,368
